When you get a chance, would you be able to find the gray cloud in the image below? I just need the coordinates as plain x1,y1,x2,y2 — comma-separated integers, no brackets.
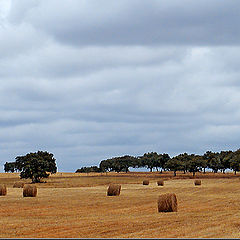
0,1,240,172
7,0,240,46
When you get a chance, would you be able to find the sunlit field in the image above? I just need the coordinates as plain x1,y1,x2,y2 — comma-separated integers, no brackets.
1,172,240,238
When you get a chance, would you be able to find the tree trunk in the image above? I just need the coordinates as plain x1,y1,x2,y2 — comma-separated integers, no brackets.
235,170,237,175
150,168,152,172
193,171,195,177
32,177,41,183
183,170,186,174
203,168,206,174
174,171,176,177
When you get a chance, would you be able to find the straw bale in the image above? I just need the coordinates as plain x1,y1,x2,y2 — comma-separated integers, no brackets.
23,184,37,197
194,180,201,186
0,184,7,196
143,180,149,185
107,184,121,196
157,193,177,212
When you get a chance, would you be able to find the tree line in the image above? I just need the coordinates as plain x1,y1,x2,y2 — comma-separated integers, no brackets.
77,149,240,176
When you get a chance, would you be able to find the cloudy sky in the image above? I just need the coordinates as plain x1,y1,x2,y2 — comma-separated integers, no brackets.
0,0,240,172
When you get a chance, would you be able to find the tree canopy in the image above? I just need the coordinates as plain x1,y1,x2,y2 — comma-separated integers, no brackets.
4,151,57,183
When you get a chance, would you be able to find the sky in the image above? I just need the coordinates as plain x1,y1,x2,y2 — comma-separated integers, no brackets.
0,0,240,172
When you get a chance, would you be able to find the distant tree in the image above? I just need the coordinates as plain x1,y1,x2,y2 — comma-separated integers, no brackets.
99,155,137,173
75,166,101,173
230,149,240,175
203,151,221,173
114,155,137,173
188,154,203,177
199,157,208,174
174,153,192,174
165,157,183,176
130,156,141,169
158,153,171,173
4,162,16,173
218,151,233,173
139,152,159,172
4,151,57,183
99,159,113,172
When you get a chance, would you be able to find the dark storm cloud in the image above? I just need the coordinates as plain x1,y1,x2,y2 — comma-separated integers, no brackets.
8,0,240,46
0,1,240,172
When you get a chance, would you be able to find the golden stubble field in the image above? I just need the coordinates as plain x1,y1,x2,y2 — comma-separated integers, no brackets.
1,172,240,238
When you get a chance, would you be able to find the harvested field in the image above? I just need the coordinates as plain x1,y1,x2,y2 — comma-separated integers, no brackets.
0,172,240,238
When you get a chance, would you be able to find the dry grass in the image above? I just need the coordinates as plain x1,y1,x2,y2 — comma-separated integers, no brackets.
0,172,240,238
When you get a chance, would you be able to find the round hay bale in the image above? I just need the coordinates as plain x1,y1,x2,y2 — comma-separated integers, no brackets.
23,184,37,197
143,180,149,185
0,184,7,196
157,180,164,186
13,182,25,188
157,193,177,212
107,184,121,196
194,180,201,186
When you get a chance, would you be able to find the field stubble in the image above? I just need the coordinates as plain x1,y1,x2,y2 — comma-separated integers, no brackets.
0,172,240,238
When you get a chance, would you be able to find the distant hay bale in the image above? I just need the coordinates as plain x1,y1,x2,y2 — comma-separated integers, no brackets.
143,180,149,185
157,193,177,212
0,184,7,196
23,184,37,197
194,180,201,186
107,184,121,196
157,180,164,186
13,182,25,188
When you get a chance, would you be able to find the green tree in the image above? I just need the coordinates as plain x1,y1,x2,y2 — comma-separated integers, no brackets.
99,155,137,173
4,162,16,173
139,152,159,172
99,159,113,172
203,151,221,173
218,151,233,173
174,153,192,174
230,149,240,175
115,155,137,172
4,151,57,183
188,154,203,177
165,157,183,176
158,153,171,173
75,166,101,173
199,157,208,174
